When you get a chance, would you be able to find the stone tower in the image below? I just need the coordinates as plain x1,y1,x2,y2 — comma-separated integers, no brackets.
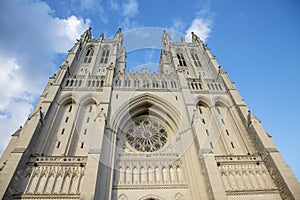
0,28,299,200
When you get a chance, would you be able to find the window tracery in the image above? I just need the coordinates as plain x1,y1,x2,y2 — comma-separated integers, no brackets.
191,52,202,67
125,118,168,152
84,47,94,63
177,52,186,66
100,49,110,64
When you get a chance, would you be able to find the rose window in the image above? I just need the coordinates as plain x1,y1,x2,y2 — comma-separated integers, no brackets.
125,118,168,152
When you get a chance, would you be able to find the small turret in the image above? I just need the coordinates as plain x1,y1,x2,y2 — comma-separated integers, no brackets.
114,28,123,44
99,33,104,42
162,30,171,50
80,27,92,42
191,32,203,45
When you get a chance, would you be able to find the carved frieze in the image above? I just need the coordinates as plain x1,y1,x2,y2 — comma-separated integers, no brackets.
215,155,279,196
14,156,86,199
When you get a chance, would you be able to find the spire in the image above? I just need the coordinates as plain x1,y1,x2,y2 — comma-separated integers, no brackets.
191,32,203,45
80,27,92,42
99,33,104,42
113,28,123,44
162,30,171,49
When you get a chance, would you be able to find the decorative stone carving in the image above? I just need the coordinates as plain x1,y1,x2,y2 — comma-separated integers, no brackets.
175,192,184,200
118,194,128,200
15,156,86,199
113,157,187,189
125,118,168,152
216,155,278,196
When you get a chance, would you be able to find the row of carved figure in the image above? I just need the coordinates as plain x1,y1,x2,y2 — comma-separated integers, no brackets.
219,164,276,191
114,165,185,185
25,166,85,195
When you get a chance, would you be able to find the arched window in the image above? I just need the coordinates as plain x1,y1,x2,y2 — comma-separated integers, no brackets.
161,81,167,88
115,79,121,87
152,80,158,88
125,79,130,87
177,52,186,66
100,49,110,64
194,83,199,90
191,52,202,67
134,79,139,87
143,80,147,88
170,80,177,88
84,47,94,63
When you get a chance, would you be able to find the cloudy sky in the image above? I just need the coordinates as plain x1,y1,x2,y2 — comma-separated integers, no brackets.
0,0,299,180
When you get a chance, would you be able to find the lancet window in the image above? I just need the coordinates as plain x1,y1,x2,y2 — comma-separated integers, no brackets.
84,47,94,63
191,52,202,67
177,52,186,66
100,48,110,64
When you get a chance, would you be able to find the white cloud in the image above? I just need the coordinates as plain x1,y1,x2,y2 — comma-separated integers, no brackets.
54,16,91,52
185,18,213,43
0,0,90,155
170,18,186,32
122,0,139,18
119,0,140,31
121,17,140,31
70,0,107,23
0,58,23,110
0,100,34,154
184,5,214,43
109,0,120,11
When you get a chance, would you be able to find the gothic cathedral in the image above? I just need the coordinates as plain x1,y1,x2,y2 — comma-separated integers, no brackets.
0,28,299,200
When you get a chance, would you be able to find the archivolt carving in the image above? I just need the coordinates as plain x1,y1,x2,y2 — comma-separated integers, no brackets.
140,194,165,200
118,194,128,200
112,93,182,136
175,192,184,200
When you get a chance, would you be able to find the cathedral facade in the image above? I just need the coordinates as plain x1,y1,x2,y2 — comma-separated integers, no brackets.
0,28,299,200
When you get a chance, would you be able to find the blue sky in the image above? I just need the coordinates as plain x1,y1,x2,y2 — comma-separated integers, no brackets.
0,0,299,181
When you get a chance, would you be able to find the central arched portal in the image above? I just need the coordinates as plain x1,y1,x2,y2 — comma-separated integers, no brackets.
112,93,181,154
111,94,187,199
